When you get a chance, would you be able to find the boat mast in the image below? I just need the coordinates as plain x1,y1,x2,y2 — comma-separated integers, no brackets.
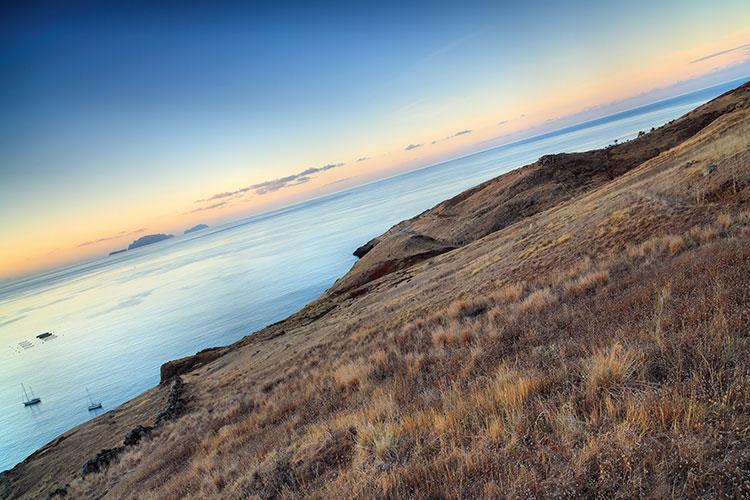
86,386,93,405
21,383,29,402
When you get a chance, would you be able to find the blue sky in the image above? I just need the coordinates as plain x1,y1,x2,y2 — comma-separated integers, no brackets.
1,0,749,278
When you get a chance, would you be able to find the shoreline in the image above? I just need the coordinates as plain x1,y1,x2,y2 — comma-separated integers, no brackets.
2,79,749,498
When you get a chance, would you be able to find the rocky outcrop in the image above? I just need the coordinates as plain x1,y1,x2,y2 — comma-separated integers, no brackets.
77,376,185,481
155,376,185,424
123,426,154,447
160,346,226,383
80,447,123,477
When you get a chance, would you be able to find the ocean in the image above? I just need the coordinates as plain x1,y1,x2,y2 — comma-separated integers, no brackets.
1,77,746,471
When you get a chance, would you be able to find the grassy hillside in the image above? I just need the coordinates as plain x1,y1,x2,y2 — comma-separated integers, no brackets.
3,81,749,499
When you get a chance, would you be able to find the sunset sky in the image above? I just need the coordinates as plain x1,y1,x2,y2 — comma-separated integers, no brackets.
2,1,750,281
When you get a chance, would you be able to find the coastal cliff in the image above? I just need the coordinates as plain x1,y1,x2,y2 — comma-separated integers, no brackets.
3,81,749,499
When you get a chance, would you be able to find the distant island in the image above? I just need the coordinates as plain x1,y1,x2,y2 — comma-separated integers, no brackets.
109,248,127,256
184,224,208,234
127,233,174,250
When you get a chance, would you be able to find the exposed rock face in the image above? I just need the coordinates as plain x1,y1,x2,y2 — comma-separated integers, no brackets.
127,233,173,250
353,237,380,258
160,347,226,383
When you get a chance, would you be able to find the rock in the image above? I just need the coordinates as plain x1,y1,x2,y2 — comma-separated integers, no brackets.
123,425,154,447
160,347,225,383
155,377,185,425
80,447,124,477
46,486,68,498
353,237,380,258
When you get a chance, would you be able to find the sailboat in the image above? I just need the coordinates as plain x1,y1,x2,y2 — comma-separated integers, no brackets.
21,384,41,406
86,387,102,411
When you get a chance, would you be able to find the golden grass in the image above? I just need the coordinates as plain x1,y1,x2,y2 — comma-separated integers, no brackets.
63,209,750,500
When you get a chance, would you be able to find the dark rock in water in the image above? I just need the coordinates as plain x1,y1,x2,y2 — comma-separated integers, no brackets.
184,223,209,234
127,233,173,251
109,248,127,256
353,237,380,258
80,447,124,477
123,425,154,447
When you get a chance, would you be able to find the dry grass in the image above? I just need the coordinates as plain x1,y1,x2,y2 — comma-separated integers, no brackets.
17,86,750,499
61,213,750,499
562,269,609,298
517,287,558,314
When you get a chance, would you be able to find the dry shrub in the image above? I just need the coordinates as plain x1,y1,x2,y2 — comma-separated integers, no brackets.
715,212,733,231
333,361,369,391
491,282,525,303
585,343,641,401
356,423,398,463
432,323,478,347
447,297,490,320
485,367,542,410
517,288,558,314
663,235,684,256
562,269,609,299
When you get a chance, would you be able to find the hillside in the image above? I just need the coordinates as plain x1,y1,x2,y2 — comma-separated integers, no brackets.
2,81,749,499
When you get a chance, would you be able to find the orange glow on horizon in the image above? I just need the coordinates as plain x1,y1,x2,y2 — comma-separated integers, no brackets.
3,34,749,282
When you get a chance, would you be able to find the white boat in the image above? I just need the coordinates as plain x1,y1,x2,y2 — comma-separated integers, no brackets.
86,387,102,411
21,384,41,406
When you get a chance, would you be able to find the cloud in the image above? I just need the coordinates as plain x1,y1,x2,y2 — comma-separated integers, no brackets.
690,43,750,64
78,227,146,248
497,120,508,125
356,156,369,162
404,143,422,151
195,163,344,204
451,129,472,137
187,201,228,213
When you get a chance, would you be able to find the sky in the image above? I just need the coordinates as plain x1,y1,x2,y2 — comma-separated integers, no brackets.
1,0,749,281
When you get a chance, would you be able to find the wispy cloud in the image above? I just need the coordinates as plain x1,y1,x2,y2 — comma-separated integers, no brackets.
497,120,508,125
187,201,228,214
449,129,472,138
405,143,422,151
195,163,344,205
78,228,146,248
356,156,370,162
690,43,750,64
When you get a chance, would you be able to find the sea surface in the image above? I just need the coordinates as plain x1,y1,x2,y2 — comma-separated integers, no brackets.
1,77,746,471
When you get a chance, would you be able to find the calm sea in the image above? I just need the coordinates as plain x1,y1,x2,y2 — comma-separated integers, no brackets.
1,78,746,471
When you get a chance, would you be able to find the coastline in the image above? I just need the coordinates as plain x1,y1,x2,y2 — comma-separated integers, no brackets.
2,80,749,499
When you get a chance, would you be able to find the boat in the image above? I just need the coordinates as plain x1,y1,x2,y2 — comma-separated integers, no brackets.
86,387,103,411
21,384,41,406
